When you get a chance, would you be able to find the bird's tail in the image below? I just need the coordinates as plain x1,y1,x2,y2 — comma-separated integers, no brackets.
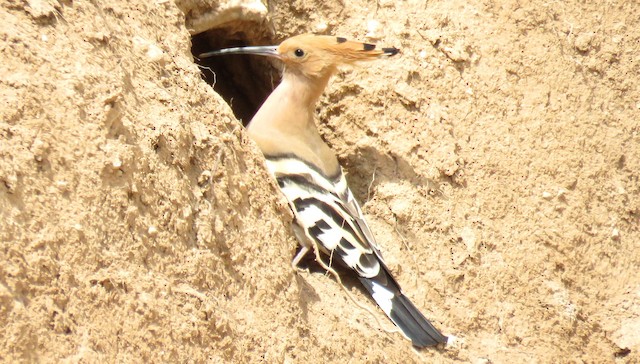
358,270,447,348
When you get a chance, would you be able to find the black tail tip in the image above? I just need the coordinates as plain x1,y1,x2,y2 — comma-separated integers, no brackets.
393,294,448,348
411,333,448,348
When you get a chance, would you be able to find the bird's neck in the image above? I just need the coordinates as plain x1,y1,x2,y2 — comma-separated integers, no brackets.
246,68,340,177
281,68,332,110
250,69,332,134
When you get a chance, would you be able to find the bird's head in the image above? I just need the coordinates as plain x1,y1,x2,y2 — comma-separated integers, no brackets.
275,34,399,79
200,34,399,80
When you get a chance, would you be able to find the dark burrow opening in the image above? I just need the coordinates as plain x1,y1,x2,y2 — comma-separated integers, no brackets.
191,25,281,126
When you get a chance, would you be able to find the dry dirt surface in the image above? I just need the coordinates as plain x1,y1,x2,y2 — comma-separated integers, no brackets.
1,0,639,362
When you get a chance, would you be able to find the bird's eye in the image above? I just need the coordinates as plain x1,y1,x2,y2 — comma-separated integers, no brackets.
294,49,305,57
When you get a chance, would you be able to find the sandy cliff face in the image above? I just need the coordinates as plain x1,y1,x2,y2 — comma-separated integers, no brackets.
1,0,638,362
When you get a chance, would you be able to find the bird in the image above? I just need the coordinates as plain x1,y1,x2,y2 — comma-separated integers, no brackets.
200,34,448,348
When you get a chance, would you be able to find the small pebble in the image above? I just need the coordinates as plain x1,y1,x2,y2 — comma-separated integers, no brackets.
611,228,620,240
366,20,380,39
112,158,122,169
314,21,328,33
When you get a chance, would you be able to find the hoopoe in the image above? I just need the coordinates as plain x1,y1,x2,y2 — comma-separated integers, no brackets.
200,34,447,348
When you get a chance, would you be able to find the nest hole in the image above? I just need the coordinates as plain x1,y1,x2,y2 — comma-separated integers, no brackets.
192,24,281,125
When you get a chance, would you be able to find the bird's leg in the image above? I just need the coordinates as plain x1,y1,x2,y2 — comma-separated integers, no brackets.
291,246,310,271
291,224,312,272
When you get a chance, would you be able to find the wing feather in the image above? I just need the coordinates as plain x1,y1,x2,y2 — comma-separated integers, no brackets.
266,157,383,278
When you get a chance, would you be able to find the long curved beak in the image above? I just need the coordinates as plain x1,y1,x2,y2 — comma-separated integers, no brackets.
199,45,280,59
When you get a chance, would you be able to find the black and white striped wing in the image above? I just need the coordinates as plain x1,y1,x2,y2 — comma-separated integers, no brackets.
265,156,385,278
264,155,448,347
